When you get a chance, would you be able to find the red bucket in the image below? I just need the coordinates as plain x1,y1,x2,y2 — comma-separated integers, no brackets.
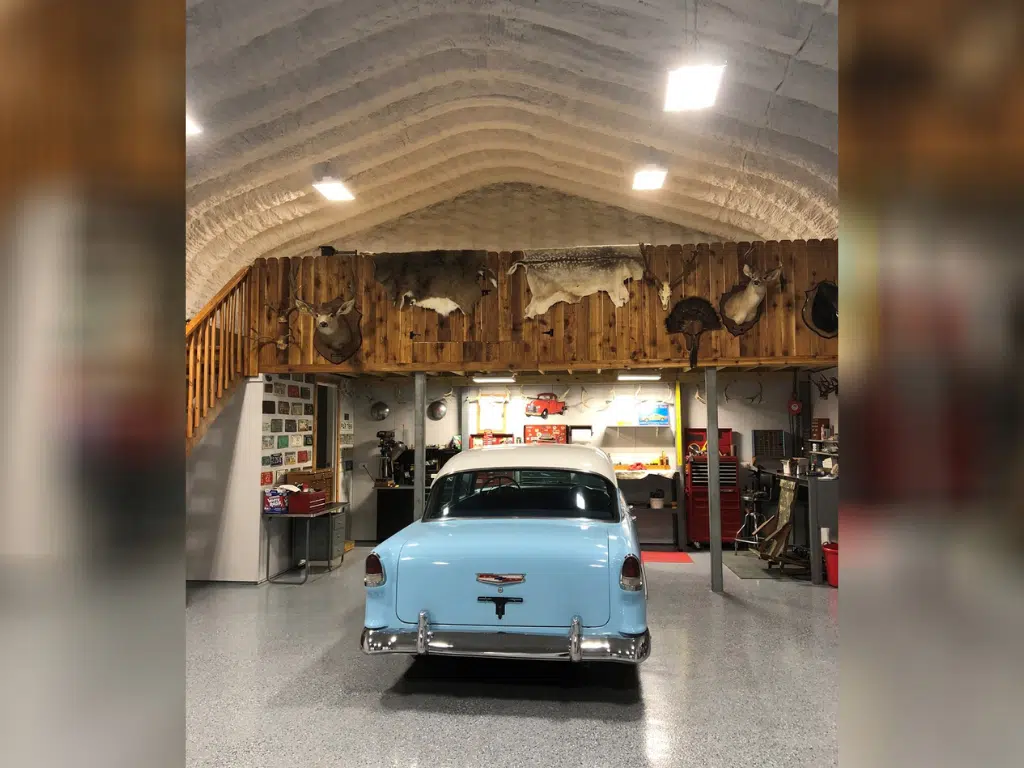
822,541,839,587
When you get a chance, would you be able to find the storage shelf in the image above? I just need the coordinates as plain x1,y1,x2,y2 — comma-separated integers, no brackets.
809,439,839,444
809,450,839,457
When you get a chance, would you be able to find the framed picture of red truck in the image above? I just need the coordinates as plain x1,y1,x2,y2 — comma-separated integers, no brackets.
525,392,567,419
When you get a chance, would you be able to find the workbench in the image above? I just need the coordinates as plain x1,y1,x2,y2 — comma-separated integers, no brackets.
750,466,838,585
262,502,348,585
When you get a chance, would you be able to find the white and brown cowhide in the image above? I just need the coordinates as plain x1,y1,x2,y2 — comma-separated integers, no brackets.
508,246,670,318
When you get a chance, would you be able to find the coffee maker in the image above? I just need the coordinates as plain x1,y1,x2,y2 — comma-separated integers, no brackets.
374,430,406,487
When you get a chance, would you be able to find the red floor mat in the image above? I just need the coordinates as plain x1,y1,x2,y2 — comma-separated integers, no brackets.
641,551,694,564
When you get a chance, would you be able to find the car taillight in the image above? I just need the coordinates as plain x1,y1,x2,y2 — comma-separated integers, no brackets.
620,554,643,591
364,553,385,587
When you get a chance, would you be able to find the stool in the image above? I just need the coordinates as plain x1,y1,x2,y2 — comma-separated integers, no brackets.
734,469,770,550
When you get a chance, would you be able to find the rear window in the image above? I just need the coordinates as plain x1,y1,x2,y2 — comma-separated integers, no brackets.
424,468,619,522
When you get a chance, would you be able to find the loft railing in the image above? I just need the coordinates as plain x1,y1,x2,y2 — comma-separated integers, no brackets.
185,266,258,454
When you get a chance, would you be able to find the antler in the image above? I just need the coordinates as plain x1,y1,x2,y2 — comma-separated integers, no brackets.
723,379,763,405
668,249,700,289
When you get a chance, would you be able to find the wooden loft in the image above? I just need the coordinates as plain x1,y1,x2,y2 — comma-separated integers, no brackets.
251,239,837,374
185,239,837,453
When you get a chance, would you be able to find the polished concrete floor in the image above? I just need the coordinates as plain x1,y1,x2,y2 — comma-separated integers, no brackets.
187,550,838,767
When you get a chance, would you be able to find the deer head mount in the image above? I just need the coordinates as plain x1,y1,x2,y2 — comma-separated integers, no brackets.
295,295,362,365
719,260,783,336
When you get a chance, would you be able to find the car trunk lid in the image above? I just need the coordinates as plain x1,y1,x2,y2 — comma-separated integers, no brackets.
395,518,611,628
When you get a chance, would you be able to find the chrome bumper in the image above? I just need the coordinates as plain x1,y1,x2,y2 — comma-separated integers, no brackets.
361,612,651,664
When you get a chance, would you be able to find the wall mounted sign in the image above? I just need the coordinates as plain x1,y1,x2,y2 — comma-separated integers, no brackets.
270,418,283,432
261,456,271,467
300,387,311,399
287,385,300,397
297,450,310,463
279,374,291,380
303,434,313,446
270,453,283,466
278,401,290,414
289,434,304,447
290,402,303,415
261,436,274,449
297,419,311,432
263,400,276,414
260,471,273,486
284,452,297,465
285,419,297,432
637,402,671,426
303,403,314,415
277,435,289,448
262,419,271,432
273,383,286,396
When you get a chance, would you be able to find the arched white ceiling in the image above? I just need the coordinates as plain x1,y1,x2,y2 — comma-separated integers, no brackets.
186,0,838,314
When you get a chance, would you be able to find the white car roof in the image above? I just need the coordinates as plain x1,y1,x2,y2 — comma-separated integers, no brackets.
437,443,617,484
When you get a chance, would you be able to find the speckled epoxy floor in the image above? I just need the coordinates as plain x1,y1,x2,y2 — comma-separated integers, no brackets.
187,551,838,767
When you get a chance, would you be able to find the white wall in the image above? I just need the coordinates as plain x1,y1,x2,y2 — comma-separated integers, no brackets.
186,378,264,582
348,379,461,541
679,373,800,462
460,382,678,467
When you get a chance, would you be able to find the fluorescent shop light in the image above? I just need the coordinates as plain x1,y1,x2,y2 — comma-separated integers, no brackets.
617,373,662,381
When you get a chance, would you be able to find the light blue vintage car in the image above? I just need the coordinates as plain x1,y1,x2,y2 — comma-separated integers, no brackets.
360,443,651,663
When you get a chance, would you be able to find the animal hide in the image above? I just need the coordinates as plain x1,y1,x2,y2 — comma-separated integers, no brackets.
665,297,721,370
508,246,648,318
370,250,496,316
296,295,363,365
802,280,838,338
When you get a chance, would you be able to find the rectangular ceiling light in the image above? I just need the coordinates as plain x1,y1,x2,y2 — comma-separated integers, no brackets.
632,166,667,191
472,376,516,384
312,179,355,201
186,115,202,136
664,64,726,111
618,373,662,381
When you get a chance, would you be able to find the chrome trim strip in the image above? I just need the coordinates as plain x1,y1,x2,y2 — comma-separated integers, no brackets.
476,573,526,586
360,621,651,664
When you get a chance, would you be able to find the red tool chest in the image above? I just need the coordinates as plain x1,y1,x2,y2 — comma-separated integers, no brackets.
683,428,741,546
287,490,328,514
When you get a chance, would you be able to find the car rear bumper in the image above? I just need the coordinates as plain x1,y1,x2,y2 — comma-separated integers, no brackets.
361,613,651,664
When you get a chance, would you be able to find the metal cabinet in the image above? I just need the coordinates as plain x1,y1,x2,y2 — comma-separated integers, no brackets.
292,508,347,568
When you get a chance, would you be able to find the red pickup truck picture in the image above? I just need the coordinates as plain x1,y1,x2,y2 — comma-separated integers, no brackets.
525,393,567,419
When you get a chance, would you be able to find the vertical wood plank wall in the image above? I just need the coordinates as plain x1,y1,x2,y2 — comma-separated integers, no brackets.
252,239,838,373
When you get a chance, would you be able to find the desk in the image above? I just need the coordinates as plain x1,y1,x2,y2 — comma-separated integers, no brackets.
753,467,838,585
263,502,348,585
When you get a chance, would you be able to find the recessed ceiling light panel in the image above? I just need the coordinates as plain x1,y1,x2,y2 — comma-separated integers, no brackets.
632,166,667,191
313,179,355,201
664,64,725,111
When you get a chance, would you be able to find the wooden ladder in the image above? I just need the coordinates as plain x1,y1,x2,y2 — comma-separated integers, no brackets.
186,266,259,457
